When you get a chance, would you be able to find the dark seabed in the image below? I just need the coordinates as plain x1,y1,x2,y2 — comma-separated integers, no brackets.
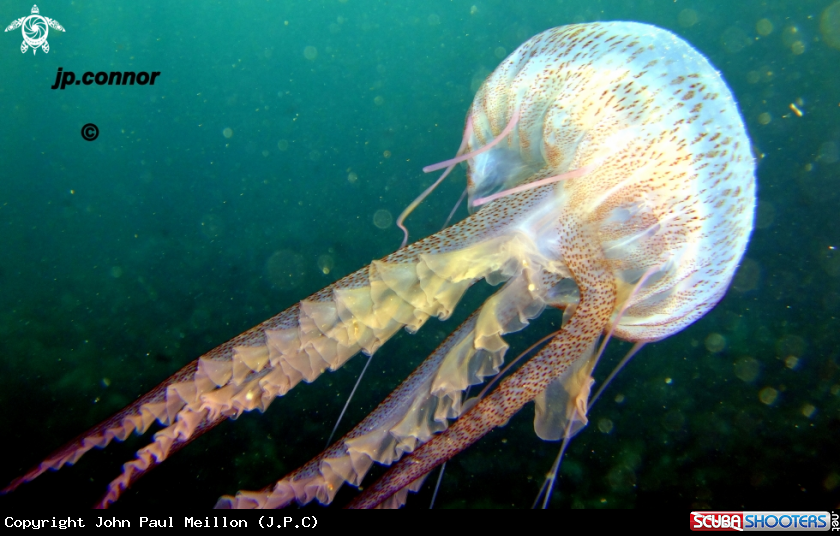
0,0,838,509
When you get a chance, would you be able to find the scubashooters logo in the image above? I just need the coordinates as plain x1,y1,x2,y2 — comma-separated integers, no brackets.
5,5,64,54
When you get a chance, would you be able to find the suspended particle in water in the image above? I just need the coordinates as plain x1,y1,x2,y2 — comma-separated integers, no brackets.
200,214,225,238
758,112,771,125
678,9,698,28
733,356,761,383
781,25,801,48
758,386,778,405
755,201,776,229
705,332,726,353
266,250,307,290
732,257,760,292
317,254,335,275
222,127,233,138
277,139,289,151
756,18,773,36
347,172,358,183
373,209,393,229
817,141,839,164
721,26,750,54
821,2,840,49
303,46,318,60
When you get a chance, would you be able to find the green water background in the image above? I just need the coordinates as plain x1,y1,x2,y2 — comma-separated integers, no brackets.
0,0,838,509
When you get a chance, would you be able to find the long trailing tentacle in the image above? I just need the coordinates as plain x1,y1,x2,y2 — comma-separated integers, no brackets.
347,218,617,509
217,266,568,509
4,187,564,506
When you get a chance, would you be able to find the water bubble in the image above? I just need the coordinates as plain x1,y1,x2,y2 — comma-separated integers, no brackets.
756,18,773,36
678,9,698,28
277,139,289,151
821,2,840,49
303,46,318,60
373,209,393,229
222,127,233,139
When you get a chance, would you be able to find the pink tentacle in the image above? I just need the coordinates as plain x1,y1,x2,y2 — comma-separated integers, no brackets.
396,115,474,247
95,410,226,508
470,164,596,207
422,108,520,173
2,360,198,494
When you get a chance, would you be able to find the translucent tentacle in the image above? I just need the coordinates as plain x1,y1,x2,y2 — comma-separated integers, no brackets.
347,218,617,509
217,267,567,509
8,189,560,506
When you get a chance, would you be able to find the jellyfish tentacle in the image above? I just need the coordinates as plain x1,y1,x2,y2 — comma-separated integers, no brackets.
347,220,617,509
396,115,474,247
218,266,569,509
19,189,559,506
3,199,508,497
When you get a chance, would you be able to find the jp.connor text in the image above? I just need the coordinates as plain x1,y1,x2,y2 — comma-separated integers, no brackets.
51,67,161,90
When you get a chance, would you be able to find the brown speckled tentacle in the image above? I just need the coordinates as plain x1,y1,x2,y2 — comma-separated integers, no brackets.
348,214,616,509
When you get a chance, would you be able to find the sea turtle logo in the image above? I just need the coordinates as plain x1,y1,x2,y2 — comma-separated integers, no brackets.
5,5,64,55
